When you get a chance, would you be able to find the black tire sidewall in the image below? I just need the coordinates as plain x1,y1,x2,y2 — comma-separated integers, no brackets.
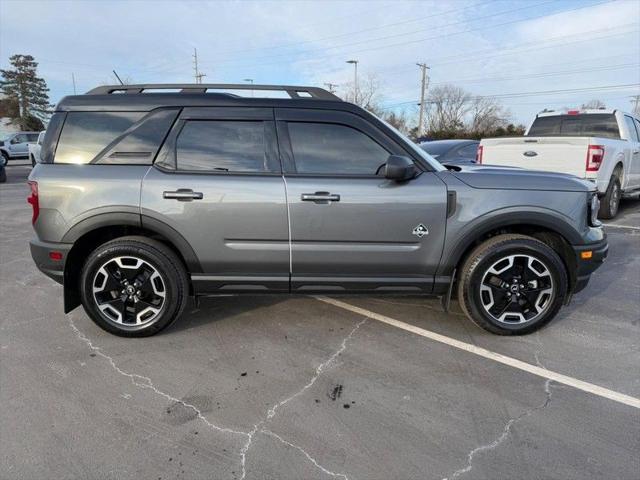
80,240,185,337
599,175,621,219
461,238,567,335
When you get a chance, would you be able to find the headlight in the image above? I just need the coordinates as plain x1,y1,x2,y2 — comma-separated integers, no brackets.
589,193,601,226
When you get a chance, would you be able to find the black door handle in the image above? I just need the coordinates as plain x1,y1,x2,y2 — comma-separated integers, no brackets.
301,192,340,203
163,189,203,201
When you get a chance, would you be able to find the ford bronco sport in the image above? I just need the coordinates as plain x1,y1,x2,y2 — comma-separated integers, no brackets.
28,84,608,337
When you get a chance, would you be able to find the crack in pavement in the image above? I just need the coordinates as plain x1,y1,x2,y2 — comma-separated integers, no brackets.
68,314,364,480
240,317,366,479
442,333,554,480
68,316,250,438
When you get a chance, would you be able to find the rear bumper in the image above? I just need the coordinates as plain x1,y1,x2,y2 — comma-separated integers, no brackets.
571,238,608,294
29,237,72,285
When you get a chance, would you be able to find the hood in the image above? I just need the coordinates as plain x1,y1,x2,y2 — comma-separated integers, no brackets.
449,164,593,193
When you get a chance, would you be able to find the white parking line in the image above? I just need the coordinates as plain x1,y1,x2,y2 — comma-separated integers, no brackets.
316,296,640,410
604,224,640,231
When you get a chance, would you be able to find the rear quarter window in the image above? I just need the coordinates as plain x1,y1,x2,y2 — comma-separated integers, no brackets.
528,114,620,139
54,112,143,164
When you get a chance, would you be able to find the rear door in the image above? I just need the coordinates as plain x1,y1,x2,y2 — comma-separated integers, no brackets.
276,108,448,293
141,107,290,293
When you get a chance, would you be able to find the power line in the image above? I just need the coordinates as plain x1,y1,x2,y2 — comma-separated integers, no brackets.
379,83,640,110
199,0,493,59
196,0,608,69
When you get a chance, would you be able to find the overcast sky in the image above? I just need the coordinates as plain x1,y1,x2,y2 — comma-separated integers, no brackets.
1,0,638,124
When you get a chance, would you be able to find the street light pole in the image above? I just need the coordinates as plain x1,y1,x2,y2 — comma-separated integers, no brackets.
346,60,359,104
244,78,254,97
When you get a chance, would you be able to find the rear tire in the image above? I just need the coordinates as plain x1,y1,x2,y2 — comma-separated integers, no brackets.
80,236,189,337
457,234,567,335
598,171,621,219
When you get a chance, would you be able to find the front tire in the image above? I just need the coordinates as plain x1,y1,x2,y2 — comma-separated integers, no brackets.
458,234,567,335
80,236,189,337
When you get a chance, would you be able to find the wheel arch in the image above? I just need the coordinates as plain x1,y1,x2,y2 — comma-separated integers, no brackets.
440,211,580,293
62,216,200,313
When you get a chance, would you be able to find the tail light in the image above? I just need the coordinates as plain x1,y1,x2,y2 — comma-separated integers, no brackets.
586,145,604,172
476,145,483,164
27,181,39,225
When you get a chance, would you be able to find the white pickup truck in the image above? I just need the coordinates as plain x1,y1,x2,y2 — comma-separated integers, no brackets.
27,131,45,167
478,109,640,218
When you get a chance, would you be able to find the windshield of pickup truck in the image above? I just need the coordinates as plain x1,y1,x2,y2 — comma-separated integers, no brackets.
527,114,620,139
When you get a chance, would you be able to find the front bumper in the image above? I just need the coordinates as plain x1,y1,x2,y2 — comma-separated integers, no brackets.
571,237,608,294
29,238,72,285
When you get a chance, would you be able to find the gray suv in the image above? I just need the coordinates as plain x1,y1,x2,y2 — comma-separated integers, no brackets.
28,84,608,337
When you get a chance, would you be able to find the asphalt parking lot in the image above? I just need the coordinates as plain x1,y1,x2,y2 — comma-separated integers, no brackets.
1,163,639,480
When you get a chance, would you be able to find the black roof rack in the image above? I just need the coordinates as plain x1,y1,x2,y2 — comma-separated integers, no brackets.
86,83,341,101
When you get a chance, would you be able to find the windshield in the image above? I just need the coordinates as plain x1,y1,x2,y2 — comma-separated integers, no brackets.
528,114,620,138
378,118,446,172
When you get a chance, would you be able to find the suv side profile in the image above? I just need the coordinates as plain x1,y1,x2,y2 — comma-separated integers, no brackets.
29,84,608,337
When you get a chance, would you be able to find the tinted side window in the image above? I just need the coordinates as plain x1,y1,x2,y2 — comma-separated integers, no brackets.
287,122,389,175
27,134,39,142
94,109,179,165
624,116,639,142
176,121,269,172
55,112,143,164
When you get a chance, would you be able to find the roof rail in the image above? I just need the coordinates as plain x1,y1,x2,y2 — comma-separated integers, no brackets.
85,83,341,101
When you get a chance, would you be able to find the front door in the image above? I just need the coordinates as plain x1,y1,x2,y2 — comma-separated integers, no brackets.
276,108,448,293
141,107,290,293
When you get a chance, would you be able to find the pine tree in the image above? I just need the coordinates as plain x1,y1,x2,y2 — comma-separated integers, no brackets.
0,54,51,130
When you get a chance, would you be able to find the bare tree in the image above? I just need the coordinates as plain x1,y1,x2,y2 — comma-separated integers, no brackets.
383,109,414,135
342,73,383,114
426,84,471,135
581,99,606,109
467,96,511,136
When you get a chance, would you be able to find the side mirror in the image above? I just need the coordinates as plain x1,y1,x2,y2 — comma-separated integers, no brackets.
385,155,416,181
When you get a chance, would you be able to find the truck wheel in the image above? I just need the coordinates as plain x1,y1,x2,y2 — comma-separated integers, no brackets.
80,236,189,337
1,151,8,164
458,234,567,335
598,173,621,219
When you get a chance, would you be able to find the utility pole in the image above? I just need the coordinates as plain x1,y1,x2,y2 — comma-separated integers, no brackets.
346,60,359,104
631,94,640,116
324,82,339,94
71,72,77,94
416,63,430,137
193,48,206,84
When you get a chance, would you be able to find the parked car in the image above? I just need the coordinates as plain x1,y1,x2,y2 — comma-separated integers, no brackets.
478,109,640,218
0,131,40,162
28,131,45,167
0,153,6,183
28,83,607,337
419,139,479,165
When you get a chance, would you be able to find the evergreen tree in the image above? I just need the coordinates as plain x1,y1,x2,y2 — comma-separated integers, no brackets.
1,54,51,130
